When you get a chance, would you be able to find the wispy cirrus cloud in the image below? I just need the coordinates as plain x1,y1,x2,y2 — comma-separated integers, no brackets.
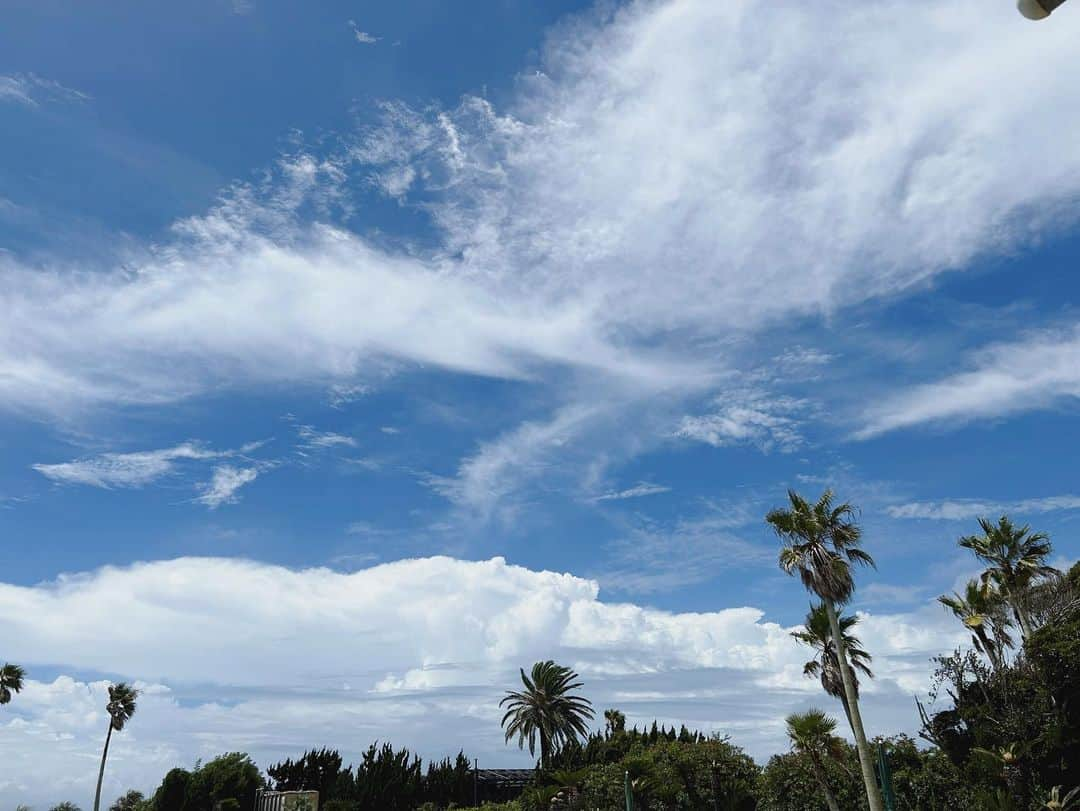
33,442,230,489
296,424,358,452
0,73,88,108
676,392,809,453
591,482,671,502
32,440,270,511
348,20,379,44
4,0,1080,434
196,465,261,509
888,494,1080,521
856,326,1080,439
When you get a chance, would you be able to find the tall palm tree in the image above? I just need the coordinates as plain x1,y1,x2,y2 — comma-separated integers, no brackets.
767,489,884,811
959,516,1058,640
93,683,138,811
0,663,25,705
500,661,594,771
792,603,873,735
938,579,1014,670
785,709,846,811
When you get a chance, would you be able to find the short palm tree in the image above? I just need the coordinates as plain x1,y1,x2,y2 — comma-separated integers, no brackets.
767,489,884,811
93,683,138,811
1044,786,1080,810
786,710,846,811
500,661,594,771
938,579,1014,670
792,604,873,735
959,516,1058,640
603,708,626,737
0,663,26,705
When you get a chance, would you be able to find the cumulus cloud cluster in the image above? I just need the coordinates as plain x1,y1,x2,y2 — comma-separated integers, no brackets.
0,555,964,807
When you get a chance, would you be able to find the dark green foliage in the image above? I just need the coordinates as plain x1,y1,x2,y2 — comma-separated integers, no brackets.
149,754,263,811
50,804,83,811
267,748,344,798
878,734,979,809
152,768,191,811
574,737,759,810
420,751,475,807
918,561,1080,808
109,790,149,811
759,748,862,811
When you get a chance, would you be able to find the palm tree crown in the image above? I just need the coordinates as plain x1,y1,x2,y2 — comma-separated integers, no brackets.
938,579,1013,669
767,489,875,605
786,709,845,761
500,661,594,770
792,604,873,723
959,515,1058,638
106,683,138,731
0,663,26,705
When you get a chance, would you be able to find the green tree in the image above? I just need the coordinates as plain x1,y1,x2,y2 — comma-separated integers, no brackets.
500,661,595,771
958,516,1058,640
94,683,138,811
603,708,626,737
791,603,873,735
766,489,883,811
108,789,148,811
152,768,192,811
266,748,344,798
0,662,25,705
785,710,846,811
938,579,1013,670
185,752,264,811
50,804,83,811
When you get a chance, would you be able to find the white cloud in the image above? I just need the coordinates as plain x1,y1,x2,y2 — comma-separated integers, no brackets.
4,0,1080,432
857,327,1080,438
0,555,965,807
348,20,379,44
195,465,260,508
676,392,808,453
599,513,772,594
423,403,604,520
592,482,671,502
296,424,358,451
0,73,88,107
888,494,1080,520
33,442,226,488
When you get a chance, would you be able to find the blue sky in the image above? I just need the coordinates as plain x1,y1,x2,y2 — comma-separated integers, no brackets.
2,0,1080,804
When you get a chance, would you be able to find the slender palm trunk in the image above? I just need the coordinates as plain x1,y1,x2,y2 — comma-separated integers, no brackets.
838,691,855,739
539,731,549,772
808,757,842,811
824,599,884,811
974,629,1002,671
93,720,114,811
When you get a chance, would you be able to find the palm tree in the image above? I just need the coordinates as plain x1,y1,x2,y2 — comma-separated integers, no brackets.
792,603,873,735
0,663,25,705
767,489,884,811
938,579,1014,670
1044,785,1080,810
786,709,846,811
603,708,626,737
959,516,1058,640
500,661,594,771
93,683,138,811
